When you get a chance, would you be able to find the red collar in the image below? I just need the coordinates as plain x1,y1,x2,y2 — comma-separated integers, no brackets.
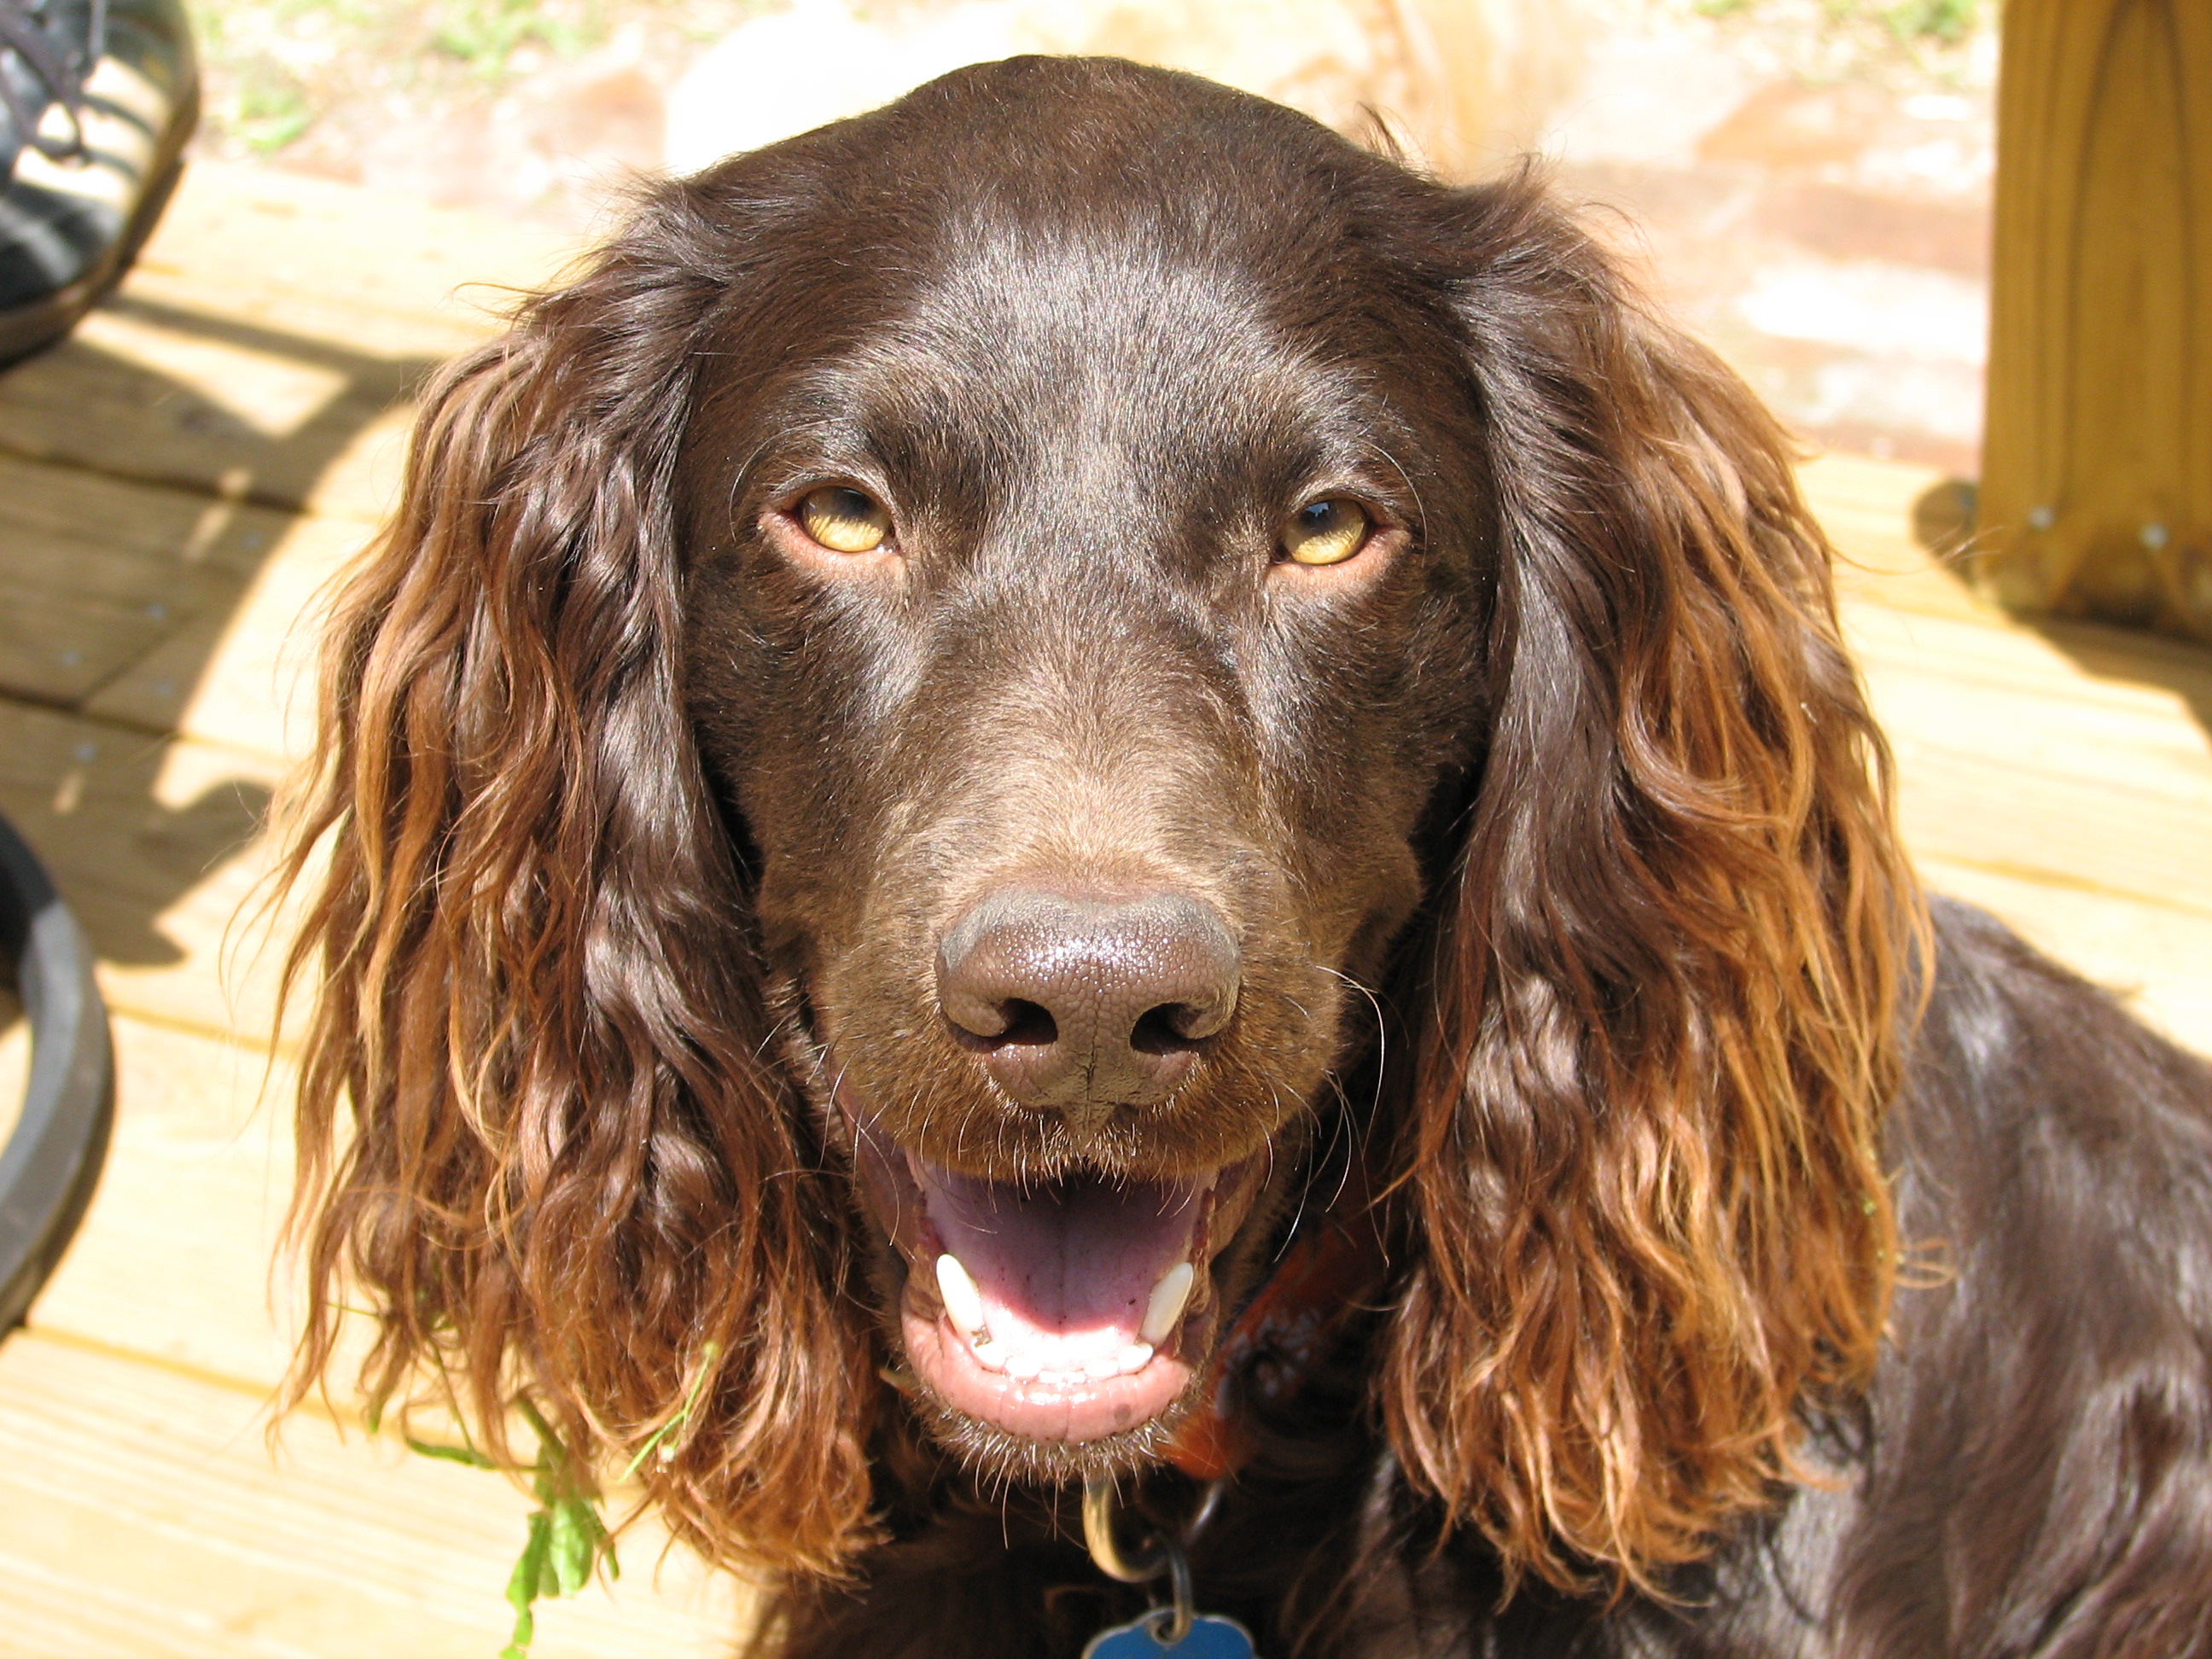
1161,1173,1388,1481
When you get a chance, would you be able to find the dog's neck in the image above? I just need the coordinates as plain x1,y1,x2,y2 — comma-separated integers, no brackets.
1162,1158,1388,1481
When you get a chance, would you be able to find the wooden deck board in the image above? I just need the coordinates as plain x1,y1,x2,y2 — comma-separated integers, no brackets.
1916,855,2212,1048
1817,451,2212,1052
84,509,368,763
0,161,759,1656
0,451,294,708
25,1014,300,1390
0,158,2205,1656
0,702,289,1041
1853,606,2212,910
0,164,573,521
0,1333,750,1659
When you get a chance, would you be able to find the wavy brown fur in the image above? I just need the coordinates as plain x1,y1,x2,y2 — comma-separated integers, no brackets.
1382,182,1918,1591
280,280,877,1576
274,56,2212,1658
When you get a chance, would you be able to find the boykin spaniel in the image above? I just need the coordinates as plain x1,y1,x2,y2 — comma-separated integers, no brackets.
281,56,2212,1658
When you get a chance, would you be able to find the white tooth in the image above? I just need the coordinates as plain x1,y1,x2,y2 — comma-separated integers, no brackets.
971,1339,1007,1373
1140,1261,1196,1345
1006,1352,1044,1382
935,1254,988,1338
1119,1343,1155,1372
1086,1353,1122,1380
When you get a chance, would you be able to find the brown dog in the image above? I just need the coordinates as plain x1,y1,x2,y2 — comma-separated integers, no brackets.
282,56,2212,1656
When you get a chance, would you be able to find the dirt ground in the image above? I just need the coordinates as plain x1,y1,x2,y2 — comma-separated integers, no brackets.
187,0,1999,473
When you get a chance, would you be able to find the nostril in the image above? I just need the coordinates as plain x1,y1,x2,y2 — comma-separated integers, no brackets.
995,999,1057,1047
1129,1003,1215,1056
944,997,1057,1050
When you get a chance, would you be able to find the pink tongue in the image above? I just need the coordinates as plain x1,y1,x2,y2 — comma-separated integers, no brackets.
919,1165,1202,1366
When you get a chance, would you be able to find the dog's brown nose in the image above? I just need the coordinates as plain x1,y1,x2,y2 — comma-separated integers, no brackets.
936,889,1240,1112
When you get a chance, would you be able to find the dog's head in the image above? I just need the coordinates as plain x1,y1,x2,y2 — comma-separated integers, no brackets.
285,58,1918,1593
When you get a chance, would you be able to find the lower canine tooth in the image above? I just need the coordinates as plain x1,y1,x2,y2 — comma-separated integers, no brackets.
1140,1261,1196,1345
1119,1343,1154,1372
935,1253,988,1339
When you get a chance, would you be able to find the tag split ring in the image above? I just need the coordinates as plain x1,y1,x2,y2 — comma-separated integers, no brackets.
1081,1476,1197,1644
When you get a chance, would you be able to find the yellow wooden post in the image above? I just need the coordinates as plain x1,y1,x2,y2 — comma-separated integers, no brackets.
1976,0,2212,641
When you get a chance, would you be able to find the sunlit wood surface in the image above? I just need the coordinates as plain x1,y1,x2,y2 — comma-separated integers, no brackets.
1813,450,2212,1051
1978,0,2212,641
0,161,749,1659
0,160,2204,1657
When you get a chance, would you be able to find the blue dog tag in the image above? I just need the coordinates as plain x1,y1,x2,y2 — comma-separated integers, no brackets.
1081,1611,1258,1659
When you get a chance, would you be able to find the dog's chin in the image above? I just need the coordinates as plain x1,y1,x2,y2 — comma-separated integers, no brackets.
836,1077,1269,1476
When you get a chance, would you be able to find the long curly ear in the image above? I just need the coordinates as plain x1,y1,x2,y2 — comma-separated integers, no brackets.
1382,177,1924,1592
277,186,875,1578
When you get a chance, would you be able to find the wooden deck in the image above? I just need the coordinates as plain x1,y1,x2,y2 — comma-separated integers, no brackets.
0,160,2204,1658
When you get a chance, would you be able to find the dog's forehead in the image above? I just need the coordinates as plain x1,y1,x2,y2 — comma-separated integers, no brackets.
692,63,1452,496
925,217,1263,347
916,221,1311,425
779,207,1392,502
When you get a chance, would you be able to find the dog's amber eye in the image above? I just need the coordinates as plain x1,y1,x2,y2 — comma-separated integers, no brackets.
1281,498,1370,567
798,486,892,554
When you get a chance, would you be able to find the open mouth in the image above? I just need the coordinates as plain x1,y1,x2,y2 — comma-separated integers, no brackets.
841,1088,1266,1445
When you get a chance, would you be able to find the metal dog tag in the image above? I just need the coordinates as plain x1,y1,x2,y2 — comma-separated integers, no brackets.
1081,1611,1258,1659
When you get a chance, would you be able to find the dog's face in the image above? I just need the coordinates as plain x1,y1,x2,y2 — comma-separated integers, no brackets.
290,54,1913,1592
678,85,1488,1470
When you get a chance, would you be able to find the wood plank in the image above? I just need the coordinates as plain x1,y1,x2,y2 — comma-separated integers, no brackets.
0,412,370,761
1918,854,2212,1055
0,296,422,527
1801,451,1995,625
1850,602,2212,918
0,451,305,715
124,161,582,363
2036,613,2212,725
1848,602,2212,806
1802,452,1951,577
1805,451,2212,1057
1978,0,2212,638
0,162,578,523
0,1332,750,1659
0,702,292,1043
0,1006,25,1161
25,1014,298,1388
85,509,368,763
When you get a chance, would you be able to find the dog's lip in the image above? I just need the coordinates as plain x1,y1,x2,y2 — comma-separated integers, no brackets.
899,1286,1200,1444
835,1077,1269,1445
